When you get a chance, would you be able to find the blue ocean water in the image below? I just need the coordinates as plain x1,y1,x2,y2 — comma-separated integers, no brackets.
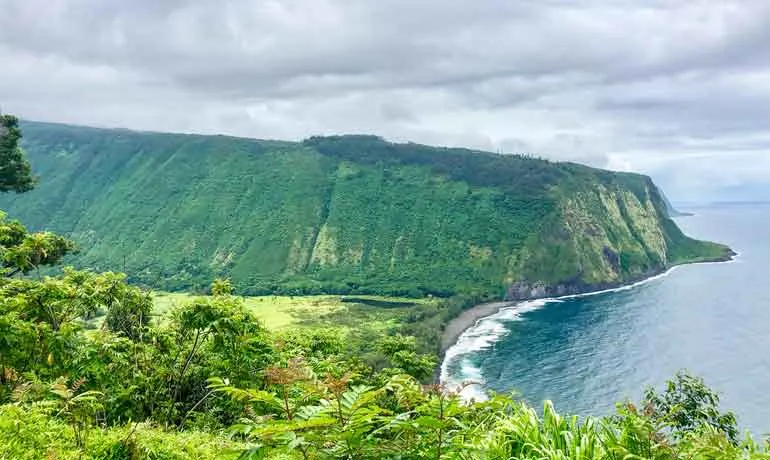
442,203,770,433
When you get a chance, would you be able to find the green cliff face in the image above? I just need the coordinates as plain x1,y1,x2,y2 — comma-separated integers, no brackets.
0,121,731,298
506,171,732,299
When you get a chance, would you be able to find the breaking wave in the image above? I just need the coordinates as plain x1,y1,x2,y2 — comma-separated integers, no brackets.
439,265,692,401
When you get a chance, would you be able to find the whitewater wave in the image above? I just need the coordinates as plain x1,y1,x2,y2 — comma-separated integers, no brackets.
440,299,550,400
439,265,688,401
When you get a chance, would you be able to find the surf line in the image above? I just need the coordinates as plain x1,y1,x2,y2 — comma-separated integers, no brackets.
439,264,689,399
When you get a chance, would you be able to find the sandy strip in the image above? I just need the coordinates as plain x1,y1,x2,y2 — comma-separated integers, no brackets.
440,301,516,352
438,253,737,355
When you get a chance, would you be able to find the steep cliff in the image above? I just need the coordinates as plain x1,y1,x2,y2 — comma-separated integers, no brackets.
0,121,732,297
506,170,732,299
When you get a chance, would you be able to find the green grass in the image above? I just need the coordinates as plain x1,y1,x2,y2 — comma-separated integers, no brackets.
151,292,438,332
152,292,342,329
82,291,449,354
0,404,251,460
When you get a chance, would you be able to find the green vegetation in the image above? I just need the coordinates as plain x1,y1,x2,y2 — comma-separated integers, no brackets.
151,293,433,330
0,121,731,299
0,118,752,458
152,293,351,329
147,292,458,357
0,271,766,458
0,115,35,193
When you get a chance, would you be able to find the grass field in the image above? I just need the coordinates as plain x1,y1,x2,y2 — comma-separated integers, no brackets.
150,292,438,332
82,292,445,354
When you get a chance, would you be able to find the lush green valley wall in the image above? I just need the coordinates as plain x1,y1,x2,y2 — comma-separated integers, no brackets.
506,171,731,299
0,121,731,297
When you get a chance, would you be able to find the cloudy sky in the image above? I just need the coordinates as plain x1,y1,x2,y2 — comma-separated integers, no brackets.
2,0,770,201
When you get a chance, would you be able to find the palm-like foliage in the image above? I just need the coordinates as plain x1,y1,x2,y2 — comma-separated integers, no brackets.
0,213,74,278
49,377,104,449
210,372,768,460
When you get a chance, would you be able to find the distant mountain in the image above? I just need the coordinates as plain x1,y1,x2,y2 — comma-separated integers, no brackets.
0,121,732,298
660,191,694,217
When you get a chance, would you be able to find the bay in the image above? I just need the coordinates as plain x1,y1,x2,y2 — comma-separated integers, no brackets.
442,203,770,433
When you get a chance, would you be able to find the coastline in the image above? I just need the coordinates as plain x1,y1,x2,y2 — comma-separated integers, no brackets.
440,301,516,352
438,252,738,387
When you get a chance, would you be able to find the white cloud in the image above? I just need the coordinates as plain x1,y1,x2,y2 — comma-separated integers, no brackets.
1,0,770,201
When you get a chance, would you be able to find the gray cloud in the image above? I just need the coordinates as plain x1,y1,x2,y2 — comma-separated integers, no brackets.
2,0,770,201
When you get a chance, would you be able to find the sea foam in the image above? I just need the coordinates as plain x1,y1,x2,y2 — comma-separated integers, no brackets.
440,265,687,401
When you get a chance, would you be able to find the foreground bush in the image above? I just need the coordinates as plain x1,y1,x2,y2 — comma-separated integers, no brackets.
207,371,767,460
0,405,248,460
2,371,767,459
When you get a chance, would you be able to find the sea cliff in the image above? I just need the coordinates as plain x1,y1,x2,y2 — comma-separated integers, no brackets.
0,122,732,298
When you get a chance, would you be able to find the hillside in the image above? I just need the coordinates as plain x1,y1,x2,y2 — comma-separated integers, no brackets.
0,121,731,298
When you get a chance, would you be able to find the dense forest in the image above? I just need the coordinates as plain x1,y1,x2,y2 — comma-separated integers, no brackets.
0,121,730,300
0,116,762,458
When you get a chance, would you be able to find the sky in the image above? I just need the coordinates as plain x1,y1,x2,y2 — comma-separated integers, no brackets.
1,0,769,202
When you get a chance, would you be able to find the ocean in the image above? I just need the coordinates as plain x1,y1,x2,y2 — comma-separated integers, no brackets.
442,202,770,433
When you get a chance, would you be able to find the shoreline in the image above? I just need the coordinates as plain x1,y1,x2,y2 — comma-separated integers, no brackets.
438,252,738,386
439,301,516,353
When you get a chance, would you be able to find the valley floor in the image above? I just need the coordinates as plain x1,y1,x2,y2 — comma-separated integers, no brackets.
149,292,437,331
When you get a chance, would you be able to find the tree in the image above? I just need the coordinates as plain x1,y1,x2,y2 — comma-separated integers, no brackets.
0,115,35,193
211,278,233,296
93,271,153,341
0,268,107,332
377,334,436,381
0,116,73,276
0,213,75,277
0,312,35,398
160,283,270,425
642,371,739,444
49,377,103,449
